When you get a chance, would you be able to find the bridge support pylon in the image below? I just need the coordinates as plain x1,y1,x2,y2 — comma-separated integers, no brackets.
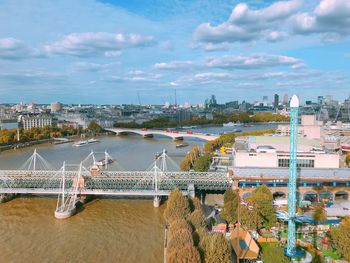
153,196,160,207
188,183,195,198
0,193,15,203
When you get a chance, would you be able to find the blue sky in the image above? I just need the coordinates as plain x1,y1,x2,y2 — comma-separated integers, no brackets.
0,0,349,104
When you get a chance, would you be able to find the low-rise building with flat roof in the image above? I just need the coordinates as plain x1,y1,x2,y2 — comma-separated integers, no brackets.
233,135,340,168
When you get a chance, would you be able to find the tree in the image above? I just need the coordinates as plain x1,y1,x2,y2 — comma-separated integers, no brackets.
167,228,194,251
168,219,192,240
330,216,350,261
88,120,103,133
164,189,191,223
189,197,202,212
346,153,350,166
188,210,206,230
167,244,201,263
167,226,200,263
313,205,327,222
193,154,211,172
247,185,276,228
239,204,262,230
180,147,200,171
262,243,288,263
221,189,239,224
199,233,231,263
311,254,324,263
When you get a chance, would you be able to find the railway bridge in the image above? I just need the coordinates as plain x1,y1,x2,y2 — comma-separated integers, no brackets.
1,150,350,218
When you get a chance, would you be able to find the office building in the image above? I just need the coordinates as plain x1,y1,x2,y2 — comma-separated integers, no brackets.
21,116,52,130
274,94,279,110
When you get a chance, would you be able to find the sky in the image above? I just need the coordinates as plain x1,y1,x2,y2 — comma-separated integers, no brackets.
0,0,349,104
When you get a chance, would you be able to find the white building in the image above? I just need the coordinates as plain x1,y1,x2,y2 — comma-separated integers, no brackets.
51,102,63,113
21,116,52,130
277,115,323,140
233,135,340,169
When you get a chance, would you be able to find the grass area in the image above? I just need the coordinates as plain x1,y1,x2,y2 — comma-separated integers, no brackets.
321,248,341,260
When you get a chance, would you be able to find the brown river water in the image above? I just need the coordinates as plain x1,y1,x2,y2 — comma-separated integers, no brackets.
0,135,194,263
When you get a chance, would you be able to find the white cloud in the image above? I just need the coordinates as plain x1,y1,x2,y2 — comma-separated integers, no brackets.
0,38,42,60
293,0,350,39
128,70,145,75
155,54,303,71
0,70,66,85
44,32,156,57
154,60,197,70
106,73,162,82
205,54,302,69
193,0,301,46
266,31,288,42
72,61,120,72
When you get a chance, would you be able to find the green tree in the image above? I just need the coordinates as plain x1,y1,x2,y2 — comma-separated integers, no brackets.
330,216,350,261
193,154,211,172
180,147,200,171
311,253,324,263
164,189,191,223
221,189,240,224
239,204,262,230
247,185,276,228
88,120,103,133
345,153,350,166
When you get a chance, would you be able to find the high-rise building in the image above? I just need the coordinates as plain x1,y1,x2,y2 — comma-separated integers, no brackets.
283,94,289,105
263,96,268,102
51,102,62,113
317,96,324,105
274,94,279,110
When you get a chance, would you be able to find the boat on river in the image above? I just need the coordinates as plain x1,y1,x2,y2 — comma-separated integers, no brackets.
223,122,240,127
72,138,100,147
176,143,189,148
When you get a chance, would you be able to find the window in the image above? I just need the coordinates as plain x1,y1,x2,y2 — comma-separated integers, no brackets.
278,159,314,168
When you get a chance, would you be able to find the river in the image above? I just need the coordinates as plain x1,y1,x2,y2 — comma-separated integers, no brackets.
0,124,276,263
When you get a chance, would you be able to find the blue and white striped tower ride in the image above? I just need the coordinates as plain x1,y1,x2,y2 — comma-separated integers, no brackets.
286,94,299,257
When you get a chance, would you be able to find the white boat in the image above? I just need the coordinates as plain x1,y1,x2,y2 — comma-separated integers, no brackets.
223,122,240,127
72,138,100,147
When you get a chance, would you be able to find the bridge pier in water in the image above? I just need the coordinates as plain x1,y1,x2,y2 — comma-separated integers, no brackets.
153,196,161,207
0,193,16,203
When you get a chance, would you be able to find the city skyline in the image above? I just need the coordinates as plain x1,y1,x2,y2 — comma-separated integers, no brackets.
0,0,350,104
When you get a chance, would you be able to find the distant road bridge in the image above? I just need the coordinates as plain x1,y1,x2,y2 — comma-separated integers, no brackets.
105,128,219,141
